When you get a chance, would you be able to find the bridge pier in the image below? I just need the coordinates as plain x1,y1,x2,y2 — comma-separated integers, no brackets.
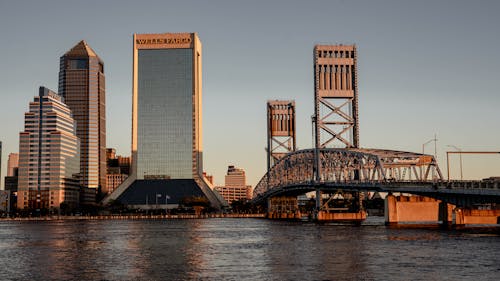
316,210,367,221
385,194,500,226
454,209,500,225
385,194,449,225
267,196,301,220
315,189,321,212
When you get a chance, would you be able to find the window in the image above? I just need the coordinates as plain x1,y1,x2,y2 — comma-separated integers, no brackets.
68,59,88,69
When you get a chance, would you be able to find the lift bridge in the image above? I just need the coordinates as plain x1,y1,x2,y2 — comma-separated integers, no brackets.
253,44,500,221
252,148,500,208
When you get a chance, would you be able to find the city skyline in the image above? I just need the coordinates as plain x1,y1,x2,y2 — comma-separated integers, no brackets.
1,1,500,188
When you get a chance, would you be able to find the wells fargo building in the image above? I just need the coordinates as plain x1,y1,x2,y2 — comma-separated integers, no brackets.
105,33,223,208
133,33,202,180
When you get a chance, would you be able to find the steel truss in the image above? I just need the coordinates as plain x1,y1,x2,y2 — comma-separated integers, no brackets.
253,148,442,199
267,100,296,172
314,45,359,149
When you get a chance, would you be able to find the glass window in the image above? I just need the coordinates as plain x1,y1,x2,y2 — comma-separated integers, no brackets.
68,59,88,69
137,48,193,179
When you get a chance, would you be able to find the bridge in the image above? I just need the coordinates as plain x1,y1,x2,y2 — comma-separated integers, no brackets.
252,148,500,207
251,45,500,224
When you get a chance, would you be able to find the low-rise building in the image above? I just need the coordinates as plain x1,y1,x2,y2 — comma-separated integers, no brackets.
215,165,253,205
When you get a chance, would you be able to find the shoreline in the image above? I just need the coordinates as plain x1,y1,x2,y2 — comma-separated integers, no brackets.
0,213,266,221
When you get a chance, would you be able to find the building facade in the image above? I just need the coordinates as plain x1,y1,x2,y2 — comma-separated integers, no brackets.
17,87,80,211
132,33,202,180
7,153,19,177
58,40,106,191
105,148,130,194
105,33,223,209
106,173,128,194
215,165,252,205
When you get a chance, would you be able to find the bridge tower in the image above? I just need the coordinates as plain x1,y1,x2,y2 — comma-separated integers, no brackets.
267,100,297,172
313,45,361,215
313,45,358,149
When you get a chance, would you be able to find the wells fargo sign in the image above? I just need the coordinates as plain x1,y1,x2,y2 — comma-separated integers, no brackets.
136,37,192,45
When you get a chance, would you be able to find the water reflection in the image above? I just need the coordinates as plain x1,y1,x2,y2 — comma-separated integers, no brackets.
0,219,498,281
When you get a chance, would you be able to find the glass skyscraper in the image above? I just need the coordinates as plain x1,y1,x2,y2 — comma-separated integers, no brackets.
136,49,195,179
133,33,202,180
58,41,106,192
104,33,224,209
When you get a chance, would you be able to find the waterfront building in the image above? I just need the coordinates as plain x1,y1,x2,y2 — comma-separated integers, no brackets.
106,173,128,194
215,165,253,205
58,40,106,192
5,153,19,211
117,156,131,175
4,174,18,191
105,148,129,194
17,87,80,211
0,190,9,213
104,33,224,209
7,153,19,177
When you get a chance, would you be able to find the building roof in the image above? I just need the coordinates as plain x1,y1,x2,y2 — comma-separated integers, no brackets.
64,40,99,57
116,179,206,205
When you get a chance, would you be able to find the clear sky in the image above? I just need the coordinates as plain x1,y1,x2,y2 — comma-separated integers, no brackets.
1,0,499,188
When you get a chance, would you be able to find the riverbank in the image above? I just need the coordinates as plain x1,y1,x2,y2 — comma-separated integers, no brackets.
0,213,266,221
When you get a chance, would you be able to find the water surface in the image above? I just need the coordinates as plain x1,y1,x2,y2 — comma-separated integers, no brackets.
0,218,498,280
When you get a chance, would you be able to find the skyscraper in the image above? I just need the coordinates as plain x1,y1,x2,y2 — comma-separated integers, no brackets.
17,87,80,210
105,33,224,208
58,40,106,192
132,33,202,180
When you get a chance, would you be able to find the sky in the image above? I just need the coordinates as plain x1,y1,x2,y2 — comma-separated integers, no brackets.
1,0,499,188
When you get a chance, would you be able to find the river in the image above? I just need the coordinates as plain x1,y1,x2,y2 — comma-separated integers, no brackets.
0,217,498,280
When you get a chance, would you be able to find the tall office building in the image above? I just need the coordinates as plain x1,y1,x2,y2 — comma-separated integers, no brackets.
17,87,80,210
58,40,106,192
105,33,224,208
132,33,202,180
7,153,19,177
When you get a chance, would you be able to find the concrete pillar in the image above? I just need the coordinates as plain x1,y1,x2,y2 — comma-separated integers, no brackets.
315,189,321,211
455,208,465,225
384,194,398,225
438,201,454,226
455,208,500,225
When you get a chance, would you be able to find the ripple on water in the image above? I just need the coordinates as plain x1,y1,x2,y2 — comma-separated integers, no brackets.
0,219,498,281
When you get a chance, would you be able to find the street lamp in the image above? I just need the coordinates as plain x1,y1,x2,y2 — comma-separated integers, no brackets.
422,134,438,179
156,194,162,211
422,134,438,156
165,194,170,214
447,145,463,180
